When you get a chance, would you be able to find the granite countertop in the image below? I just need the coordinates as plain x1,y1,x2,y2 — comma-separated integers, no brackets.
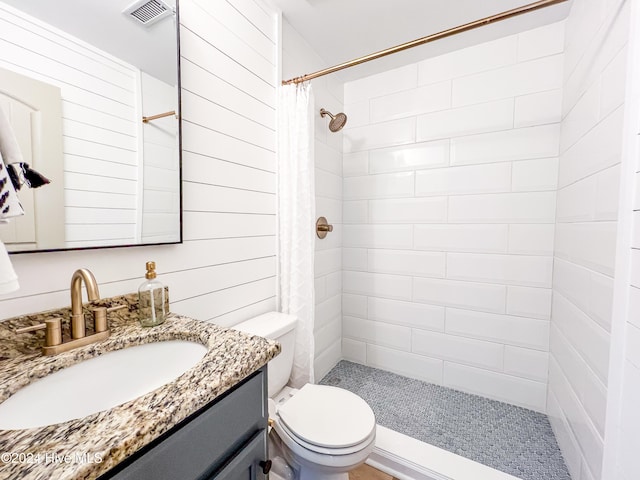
0,295,280,480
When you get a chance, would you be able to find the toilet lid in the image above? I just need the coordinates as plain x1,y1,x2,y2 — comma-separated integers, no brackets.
277,384,375,449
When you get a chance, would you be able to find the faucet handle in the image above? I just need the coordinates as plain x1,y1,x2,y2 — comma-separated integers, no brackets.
16,318,62,347
107,304,128,313
91,304,127,333
15,323,46,334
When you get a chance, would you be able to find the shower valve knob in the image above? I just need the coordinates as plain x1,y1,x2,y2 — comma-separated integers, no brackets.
259,459,272,474
316,217,333,239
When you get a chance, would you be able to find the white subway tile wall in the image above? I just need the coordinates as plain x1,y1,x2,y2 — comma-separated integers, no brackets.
341,22,563,412
547,1,629,479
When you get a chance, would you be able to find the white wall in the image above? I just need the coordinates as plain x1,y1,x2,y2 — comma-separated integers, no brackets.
547,0,631,478
0,0,278,328
607,55,640,480
0,2,142,247
340,22,564,412
281,21,345,381
611,109,640,480
597,0,640,478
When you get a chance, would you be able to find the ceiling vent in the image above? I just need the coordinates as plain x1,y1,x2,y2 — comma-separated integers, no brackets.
123,0,173,27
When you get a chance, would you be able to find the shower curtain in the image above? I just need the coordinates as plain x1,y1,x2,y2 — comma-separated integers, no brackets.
277,83,315,388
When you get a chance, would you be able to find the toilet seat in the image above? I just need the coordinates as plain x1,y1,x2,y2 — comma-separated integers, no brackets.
276,419,376,456
275,384,376,454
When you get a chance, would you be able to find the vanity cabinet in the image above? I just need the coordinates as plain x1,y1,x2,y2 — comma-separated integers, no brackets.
100,367,270,480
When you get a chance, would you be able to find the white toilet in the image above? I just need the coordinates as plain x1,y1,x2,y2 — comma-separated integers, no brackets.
234,312,376,480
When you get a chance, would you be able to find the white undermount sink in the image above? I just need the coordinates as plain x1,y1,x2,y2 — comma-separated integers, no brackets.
0,340,208,430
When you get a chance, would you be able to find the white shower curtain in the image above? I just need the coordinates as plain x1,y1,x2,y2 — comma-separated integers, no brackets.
278,83,315,388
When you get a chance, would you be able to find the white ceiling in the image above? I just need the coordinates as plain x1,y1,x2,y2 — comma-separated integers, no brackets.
273,0,572,83
1,0,177,85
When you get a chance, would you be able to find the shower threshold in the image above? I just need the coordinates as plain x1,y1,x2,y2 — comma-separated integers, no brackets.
320,361,570,480
370,425,521,480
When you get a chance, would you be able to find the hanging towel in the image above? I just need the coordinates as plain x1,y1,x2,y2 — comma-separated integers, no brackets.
0,151,24,219
0,106,25,220
8,162,51,191
0,240,19,294
0,106,49,213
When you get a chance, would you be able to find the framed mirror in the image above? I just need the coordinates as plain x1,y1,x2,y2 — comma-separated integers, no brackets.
0,0,181,253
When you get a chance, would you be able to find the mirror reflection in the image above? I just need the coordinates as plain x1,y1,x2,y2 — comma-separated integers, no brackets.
0,0,181,253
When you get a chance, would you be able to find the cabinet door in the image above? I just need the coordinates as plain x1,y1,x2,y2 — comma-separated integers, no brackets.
102,368,267,480
210,430,268,480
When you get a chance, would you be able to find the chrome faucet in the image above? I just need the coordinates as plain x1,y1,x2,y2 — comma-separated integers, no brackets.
70,268,100,339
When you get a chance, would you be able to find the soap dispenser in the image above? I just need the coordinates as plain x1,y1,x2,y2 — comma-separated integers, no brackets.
138,261,166,327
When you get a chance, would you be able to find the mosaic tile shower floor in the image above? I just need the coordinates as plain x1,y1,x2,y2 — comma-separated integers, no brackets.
320,361,570,480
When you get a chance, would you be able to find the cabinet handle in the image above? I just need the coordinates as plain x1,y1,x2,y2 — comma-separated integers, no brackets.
259,459,272,474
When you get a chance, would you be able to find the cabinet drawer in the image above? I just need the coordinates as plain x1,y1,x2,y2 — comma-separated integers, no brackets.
103,367,267,480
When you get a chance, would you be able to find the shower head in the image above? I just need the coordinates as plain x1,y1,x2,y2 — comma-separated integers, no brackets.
320,108,347,132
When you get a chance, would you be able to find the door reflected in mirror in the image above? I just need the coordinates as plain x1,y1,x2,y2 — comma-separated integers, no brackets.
0,0,181,253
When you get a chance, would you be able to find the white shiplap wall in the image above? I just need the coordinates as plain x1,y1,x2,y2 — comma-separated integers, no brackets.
281,20,345,380
341,22,564,412
548,0,630,478
0,2,140,247
0,0,278,327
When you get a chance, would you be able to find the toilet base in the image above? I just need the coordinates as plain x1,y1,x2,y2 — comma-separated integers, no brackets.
270,428,367,480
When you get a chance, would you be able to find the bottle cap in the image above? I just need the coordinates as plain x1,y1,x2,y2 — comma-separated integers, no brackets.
145,261,157,280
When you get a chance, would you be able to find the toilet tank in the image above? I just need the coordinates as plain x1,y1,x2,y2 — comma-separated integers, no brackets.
233,312,297,397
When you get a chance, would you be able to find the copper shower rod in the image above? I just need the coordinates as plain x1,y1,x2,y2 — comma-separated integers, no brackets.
282,0,569,85
142,110,177,123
